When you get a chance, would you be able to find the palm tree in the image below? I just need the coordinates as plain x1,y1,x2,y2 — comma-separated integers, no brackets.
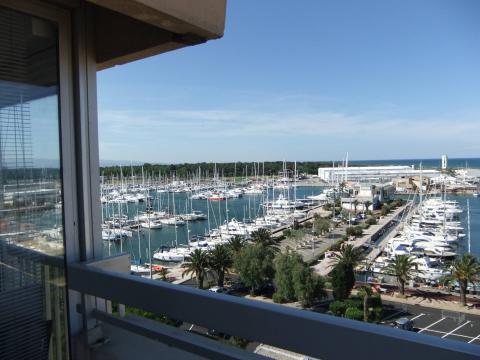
352,199,359,215
384,255,417,296
358,285,373,322
182,249,210,289
331,244,362,269
208,244,232,287
364,200,372,213
251,228,279,251
227,235,245,256
158,267,169,281
451,254,480,306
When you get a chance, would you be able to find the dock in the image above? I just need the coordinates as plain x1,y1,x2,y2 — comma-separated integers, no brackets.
312,203,410,276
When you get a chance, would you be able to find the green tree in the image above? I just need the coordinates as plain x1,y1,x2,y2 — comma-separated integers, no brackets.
357,285,373,322
330,244,362,300
313,216,331,236
451,254,480,306
273,252,299,303
330,262,356,300
384,255,417,296
251,228,279,251
273,251,327,307
227,235,246,257
292,263,326,307
182,249,210,289
234,244,275,294
331,244,362,268
208,244,233,287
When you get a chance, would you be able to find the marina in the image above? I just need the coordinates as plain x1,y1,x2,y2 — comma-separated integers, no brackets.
97,163,480,284
100,180,328,268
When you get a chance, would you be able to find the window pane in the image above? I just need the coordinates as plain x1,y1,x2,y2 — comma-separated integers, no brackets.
0,6,69,359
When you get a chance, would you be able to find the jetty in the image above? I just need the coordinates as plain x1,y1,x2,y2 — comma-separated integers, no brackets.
312,203,410,276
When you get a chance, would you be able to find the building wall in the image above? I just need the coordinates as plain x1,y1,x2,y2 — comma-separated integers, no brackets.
318,166,440,182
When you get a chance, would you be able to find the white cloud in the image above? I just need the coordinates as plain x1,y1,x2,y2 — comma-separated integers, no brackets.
98,105,480,162
99,108,480,138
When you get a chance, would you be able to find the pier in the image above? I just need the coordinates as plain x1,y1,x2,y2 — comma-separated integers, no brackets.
312,203,410,276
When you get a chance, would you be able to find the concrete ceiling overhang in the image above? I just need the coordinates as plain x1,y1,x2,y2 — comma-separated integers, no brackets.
87,0,227,70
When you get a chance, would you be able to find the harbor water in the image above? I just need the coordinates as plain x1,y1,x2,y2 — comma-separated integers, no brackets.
102,186,327,262
101,187,480,264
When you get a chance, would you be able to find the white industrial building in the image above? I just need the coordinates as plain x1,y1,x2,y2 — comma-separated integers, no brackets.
318,165,440,183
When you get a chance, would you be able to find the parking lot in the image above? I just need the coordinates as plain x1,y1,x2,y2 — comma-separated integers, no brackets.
381,301,480,345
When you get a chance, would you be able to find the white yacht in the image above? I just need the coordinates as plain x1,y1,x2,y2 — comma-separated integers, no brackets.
140,220,163,229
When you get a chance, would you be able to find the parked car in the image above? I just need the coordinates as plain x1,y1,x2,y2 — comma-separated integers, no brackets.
208,286,227,293
393,317,414,331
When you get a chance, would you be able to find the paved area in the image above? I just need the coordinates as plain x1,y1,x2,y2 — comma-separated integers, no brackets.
379,290,480,315
312,205,408,276
381,301,480,345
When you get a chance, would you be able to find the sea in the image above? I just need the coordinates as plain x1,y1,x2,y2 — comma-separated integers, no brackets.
102,187,480,263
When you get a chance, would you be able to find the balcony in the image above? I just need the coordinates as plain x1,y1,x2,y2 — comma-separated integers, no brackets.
68,261,479,360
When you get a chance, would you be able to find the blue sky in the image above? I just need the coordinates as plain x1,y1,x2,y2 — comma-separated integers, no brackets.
97,0,480,163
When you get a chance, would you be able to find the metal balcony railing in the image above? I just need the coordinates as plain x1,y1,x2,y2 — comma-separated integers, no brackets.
68,263,479,360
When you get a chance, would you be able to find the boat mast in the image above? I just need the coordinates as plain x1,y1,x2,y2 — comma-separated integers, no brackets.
419,162,423,215
207,198,211,235
467,198,471,254
173,191,178,247
225,183,229,224
137,208,141,262
148,196,152,279
294,161,297,204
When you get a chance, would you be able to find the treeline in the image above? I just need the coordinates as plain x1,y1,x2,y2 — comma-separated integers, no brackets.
1,168,60,182
100,161,334,179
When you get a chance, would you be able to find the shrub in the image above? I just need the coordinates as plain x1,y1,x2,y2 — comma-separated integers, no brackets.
370,293,382,308
369,306,383,323
273,292,286,303
366,217,377,225
230,336,249,349
329,301,347,316
345,307,364,321
344,297,362,310
359,223,369,230
126,307,181,327
380,204,391,216
346,226,363,237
